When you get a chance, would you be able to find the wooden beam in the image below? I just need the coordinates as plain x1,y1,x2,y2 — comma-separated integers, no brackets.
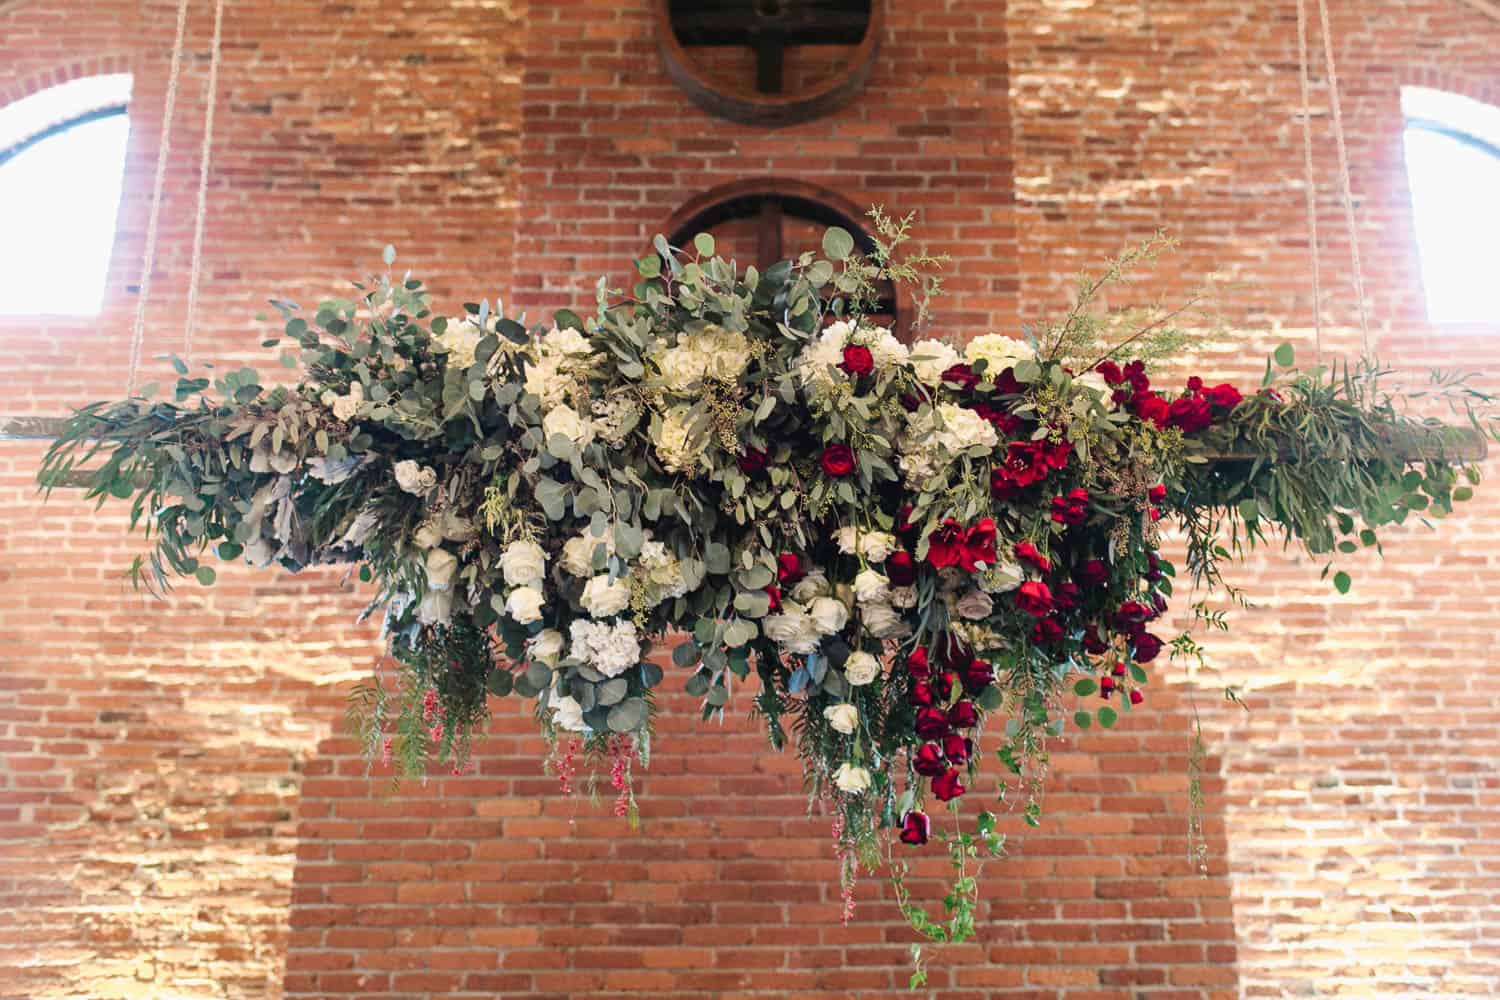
0,416,71,441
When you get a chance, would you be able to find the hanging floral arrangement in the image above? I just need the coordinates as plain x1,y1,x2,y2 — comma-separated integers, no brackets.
41,216,1492,976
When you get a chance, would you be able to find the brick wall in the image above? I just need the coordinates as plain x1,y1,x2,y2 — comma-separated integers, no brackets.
1,0,1497,998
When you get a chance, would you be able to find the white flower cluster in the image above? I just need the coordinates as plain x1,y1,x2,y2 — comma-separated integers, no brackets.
498,538,548,626
581,574,631,618
435,317,488,369
523,325,598,413
591,395,641,445
651,407,704,475
321,380,364,421
653,324,751,394
833,527,898,562
763,573,850,656
636,539,689,607
964,332,1031,375
908,338,960,384
393,459,437,496
550,694,588,733
793,320,908,398
568,618,641,678
895,403,999,488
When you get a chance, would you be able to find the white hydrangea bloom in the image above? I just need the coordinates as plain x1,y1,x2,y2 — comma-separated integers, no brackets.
523,351,570,411
637,539,689,605
568,618,641,678
933,403,999,454
542,404,595,448
834,526,860,555
794,323,851,392
652,407,702,474
436,317,486,369
909,338,960,384
964,333,1032,374
856,324,909,370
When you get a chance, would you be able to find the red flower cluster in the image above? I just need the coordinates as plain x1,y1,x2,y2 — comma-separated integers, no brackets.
991,438,1072,497
926,517,997,573
1050,488,1090,526
904,637,990,807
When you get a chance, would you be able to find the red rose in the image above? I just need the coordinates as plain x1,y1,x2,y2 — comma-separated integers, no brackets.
1111,661,1127,677
925,520,968,570
1096,360,1124,384
930,671,955,703
1112,600,1154,629
914,707,951,740
766,586,782,613
1083,623,1109,654
908,681,935,708
887,550,916,586
937,633,971,671
1014,540,1052,574
899,810,931,845
1132,631,1163,662
839,344,875,377
942,363,980,392
1101,675,1116,695
1145,553,1163,582
1129,689,1144,706
905,647,931,678
1055,581,1081,610
820,443,856,477
1077,559,1109,588
913,742,947,777
1031,618,1064,644
777,553,805,585
900,392,923,412
971,401,1023,436
1124,360,1150,393
895,505,919,539
942,733,973,765
960,658,994,695
932,767,967,802
737,447,770,474
1166,395,1212,433
1186,375,1204,393
1014,580,1054,617
962,518,998,572
1206,382,1243,411
992,367,1025,396
1148,483,1167,504
948,700,979,729
1133,391,1170,429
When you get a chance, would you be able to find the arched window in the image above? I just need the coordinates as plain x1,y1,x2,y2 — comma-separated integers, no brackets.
0,74,133,315
1401,87,1500,326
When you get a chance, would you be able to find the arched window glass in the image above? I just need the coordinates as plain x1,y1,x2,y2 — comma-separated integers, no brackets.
0,74,133,315
1401,87,1500,326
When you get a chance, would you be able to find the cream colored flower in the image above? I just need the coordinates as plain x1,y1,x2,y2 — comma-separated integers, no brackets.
580,574,631,618
652,407,703,474
824,703,859,735
528,629,565,666
862,601,910,639
542,404,594,448
834,763,872,794
789,570,829,604
909,338,960,384
425,548,458,590
955,588,995,620
394,459,437,496
505,586,545,624
965,333,1032,374
549,694,588,733
499,539,547,589
859,531,898,563
562,532,611,577
853,569,890,605
934,403,999,454
809,596,849,635
844,651,881,686
979,560,1026,594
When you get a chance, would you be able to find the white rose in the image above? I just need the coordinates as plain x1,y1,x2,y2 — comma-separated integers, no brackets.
955,588,995,620
824,703,859,735
505,586,545,624
934,403,999,454
789,570,829,604
888,585,918,609
499,539,547,589
808,596,849,636
581,574,631,618
862,601,910,639
852,569,890,605
417,588,453,626
549,694,589,734
425,548,458,590
331,381,363,421
394,459,436,496
528,629,565,666
542,404,594,448
980,560,1026,594
859,531,898,563
965,333,1033,374
561,532,609,577
413,520,445,550
909,339,960,384
834,763,872,794
1075,370,1110,396
844,651,881,687
763,604,821,655
834,526,859,555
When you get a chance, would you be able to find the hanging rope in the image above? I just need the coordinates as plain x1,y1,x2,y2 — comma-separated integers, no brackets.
183,0,226,363
1314,0,1372,355
1294,0,1323,364
128,0,193,396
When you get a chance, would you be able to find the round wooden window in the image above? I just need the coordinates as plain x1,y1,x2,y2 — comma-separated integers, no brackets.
654,0,884,128
656,179,909,338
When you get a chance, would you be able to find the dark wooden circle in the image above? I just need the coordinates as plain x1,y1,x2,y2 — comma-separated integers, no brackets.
654,0,884,128
654,177,911,339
